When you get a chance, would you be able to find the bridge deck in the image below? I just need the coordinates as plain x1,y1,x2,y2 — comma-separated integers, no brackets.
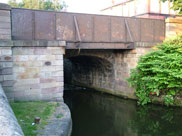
11,8,165,49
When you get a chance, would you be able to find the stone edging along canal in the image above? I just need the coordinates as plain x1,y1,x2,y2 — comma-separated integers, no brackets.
0,84,24,136
36,102,72,136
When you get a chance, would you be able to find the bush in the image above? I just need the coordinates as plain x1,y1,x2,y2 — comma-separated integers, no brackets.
127,35,182,105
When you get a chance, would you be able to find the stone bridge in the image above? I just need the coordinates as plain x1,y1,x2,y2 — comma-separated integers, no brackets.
0,3,168,101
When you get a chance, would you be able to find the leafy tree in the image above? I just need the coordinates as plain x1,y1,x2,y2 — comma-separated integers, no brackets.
161,0,182,14
8,0,67,11
8,0,19,7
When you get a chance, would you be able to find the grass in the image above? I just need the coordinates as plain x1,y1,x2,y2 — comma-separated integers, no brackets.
10,101,57,136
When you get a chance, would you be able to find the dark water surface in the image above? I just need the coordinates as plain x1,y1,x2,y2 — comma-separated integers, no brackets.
64,89,182,136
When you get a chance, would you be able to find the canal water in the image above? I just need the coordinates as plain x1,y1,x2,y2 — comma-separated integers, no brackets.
64,89,182,136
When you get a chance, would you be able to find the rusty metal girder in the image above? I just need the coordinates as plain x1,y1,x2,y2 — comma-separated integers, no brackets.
11,8,165,44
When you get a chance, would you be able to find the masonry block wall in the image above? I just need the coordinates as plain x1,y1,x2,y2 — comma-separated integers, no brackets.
0,3,11,40
12,42,65,101
0,4,14,100
166,17,182,39
0,44,14,101
0,41,65,101
65,42,158,99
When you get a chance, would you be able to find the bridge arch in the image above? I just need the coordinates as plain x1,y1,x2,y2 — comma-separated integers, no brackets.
64,54,114,90
64,49,135,98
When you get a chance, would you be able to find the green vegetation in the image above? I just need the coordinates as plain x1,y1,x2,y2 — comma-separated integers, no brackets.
161,0,182,14
8,0,67,11
56,113,63,118
127,35,182,106
10,101,56,136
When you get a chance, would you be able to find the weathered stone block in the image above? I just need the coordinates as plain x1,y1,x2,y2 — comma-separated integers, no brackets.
3,62,12,68
40,94,52,101
13,47,34,55
28,55,39,61
40,82,62,89
14,78,40,86
55,66,63,71
1,49,12,55
27,89,41,95
56,55,63,60
40,66,56,72
0,28,11,35
14,84,40,91
4,56,12,61
48,47,65,55
14,61,42,67
13,55,29,61
0,68,12,75
2,87,13,93
34,48,50,55
0,34,11,40
52,71,63,77
2,80,14,87
52,60,63,66
4,75,14,81
40,77,57,83
0,10,10,16
25,67,39,73
0,22,10,29
0,56,12,62
52,92,63,99
4,92,14,101
41,87,63,94
26,94,41,101
39,71,52,78
0,75,3,82
38,55,56,61
13,67,25,73
56,76,64,82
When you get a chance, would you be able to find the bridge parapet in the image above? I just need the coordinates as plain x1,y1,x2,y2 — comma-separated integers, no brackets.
11,8,165,49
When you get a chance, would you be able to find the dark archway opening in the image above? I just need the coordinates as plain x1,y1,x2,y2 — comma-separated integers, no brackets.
64,55,114,91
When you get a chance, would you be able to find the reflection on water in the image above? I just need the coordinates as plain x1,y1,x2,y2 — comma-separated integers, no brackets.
64,89,182,136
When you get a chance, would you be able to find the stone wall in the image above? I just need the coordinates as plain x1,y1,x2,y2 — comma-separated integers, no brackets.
13,41,65,101
0,41,14,101
0,3,11,40
0,41,65,101
166,17,182,39
0,84,24,136
65,42,158,99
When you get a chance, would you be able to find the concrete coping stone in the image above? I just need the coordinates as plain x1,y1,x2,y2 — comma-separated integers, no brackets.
166,18,182,23
0,3,11,10
0,40,66,47
36,102,72,136
0,84,24,136
135,42,162,48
